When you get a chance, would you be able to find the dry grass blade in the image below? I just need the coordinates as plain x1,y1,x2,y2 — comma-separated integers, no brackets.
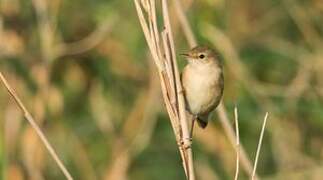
217,104,256,178
234,106,240,180
252,112,269,180
134,0,195,179
0,72,73,180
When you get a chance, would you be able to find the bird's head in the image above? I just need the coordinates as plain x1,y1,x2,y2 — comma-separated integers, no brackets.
181,46,220,65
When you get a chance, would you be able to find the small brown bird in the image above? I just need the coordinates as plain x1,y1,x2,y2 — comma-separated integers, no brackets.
181,46,224,131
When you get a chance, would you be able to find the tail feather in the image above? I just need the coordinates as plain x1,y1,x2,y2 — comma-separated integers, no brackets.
197,115,209,129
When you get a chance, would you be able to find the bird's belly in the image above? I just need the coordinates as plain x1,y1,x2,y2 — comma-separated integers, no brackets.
184,73,221,115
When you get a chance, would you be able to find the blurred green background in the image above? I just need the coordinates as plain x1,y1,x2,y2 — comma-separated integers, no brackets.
1,0,323,179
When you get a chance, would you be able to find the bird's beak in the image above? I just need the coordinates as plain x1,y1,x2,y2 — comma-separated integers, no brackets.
180,53,190,58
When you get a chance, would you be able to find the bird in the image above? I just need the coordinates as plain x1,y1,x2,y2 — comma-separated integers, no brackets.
181,46,224,133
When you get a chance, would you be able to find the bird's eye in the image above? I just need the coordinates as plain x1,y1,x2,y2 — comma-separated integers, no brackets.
199,54,205,59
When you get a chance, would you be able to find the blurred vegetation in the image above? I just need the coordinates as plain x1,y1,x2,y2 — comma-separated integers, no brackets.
1,0,323,179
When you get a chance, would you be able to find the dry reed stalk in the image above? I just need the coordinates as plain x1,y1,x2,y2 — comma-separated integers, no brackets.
134,0,195,179
252,112,269,180
0,72,73,180
234,106,240,180
217,104,256,178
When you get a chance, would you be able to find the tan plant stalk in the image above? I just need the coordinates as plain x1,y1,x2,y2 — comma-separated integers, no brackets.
234,106,240,180
0,72,73,180
134,0,195,179
217,104,256,178
252,112,269,180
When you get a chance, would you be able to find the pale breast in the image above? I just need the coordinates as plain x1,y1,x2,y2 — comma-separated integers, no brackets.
182,63,223,115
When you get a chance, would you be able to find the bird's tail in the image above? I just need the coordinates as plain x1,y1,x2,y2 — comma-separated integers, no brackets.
197,114,208,129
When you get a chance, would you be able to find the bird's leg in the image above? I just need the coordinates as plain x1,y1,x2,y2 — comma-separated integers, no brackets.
189,116,196,141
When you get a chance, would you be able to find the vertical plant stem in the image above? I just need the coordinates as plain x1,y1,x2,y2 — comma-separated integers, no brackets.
134,0,195,179
161,0,195,178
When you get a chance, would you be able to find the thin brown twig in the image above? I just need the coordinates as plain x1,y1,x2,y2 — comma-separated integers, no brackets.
0,72,73,180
